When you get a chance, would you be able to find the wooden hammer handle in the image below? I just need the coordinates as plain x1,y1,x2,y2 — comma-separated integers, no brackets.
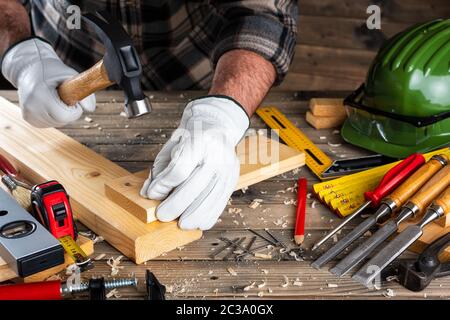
389,155,448,208
409,165,450,213
57,59,113,106
435,186,450,215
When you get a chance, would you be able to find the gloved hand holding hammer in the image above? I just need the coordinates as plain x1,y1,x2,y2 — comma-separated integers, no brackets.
0,1,298,230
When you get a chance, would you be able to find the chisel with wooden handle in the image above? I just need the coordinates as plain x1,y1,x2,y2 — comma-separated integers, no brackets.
353,186,450,288
311,153,425,253
311,154,445,269
331,160,450,276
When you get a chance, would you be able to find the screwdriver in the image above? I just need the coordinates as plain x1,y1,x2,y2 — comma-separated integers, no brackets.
311,153,425,252
311,154,445,269
353,186,450,288
331,159,450,276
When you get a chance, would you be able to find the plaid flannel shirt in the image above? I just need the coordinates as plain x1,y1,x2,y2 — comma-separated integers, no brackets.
22,0,298,90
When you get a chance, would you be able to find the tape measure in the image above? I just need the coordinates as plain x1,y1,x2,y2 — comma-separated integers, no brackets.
256,107,332,178
314,147,450,217
256,107,394,179
30,181,93,271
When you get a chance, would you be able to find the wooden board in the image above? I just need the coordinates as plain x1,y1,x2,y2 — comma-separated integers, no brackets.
105,135,305,223
309,98,346,117
0,236,93,283
305,111,346,129
0,97,202,264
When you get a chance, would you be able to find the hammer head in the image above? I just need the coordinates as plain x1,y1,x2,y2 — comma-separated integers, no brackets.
83,11,152,118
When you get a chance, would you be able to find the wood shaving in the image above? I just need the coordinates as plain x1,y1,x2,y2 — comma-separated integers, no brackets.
254,253,272,259
257,281,266,289
257,129,265,136
119,111,127,117
332,234,339,243
281,275,289,288
385,275,398,282
106,289,121,299
257,291,264,297
213,288,219,295
291,167,301,175
93,235,104,244
311,200,317,208
244,282,256,291
94,253,106,261
82,125,91,129
283,199,296,205
289,251,303,261
46,274,62,281
107,255,124,276
293,280,303,287
332,130,340,135
260,190,267,194
276,190,286,194
228,208,242,214
261,269,269,274
65,263,79,275
319,136,327,140
383,289,395,298
249,199,263,209
227,267,237,276
327,142,342,147
268,288,273,293
233,220,240,225
327,283,338,288
241,187,249,194
307,193,312,199
84,116,93,123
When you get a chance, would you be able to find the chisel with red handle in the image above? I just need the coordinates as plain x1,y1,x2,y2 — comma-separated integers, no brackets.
312,153,425,252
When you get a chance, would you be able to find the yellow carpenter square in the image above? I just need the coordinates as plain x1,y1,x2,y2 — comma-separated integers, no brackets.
256,106,333,179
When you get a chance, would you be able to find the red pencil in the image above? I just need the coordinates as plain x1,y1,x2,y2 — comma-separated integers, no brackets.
294,178,307,245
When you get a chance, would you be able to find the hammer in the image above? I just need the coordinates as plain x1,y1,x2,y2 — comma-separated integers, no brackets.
57,11,152,118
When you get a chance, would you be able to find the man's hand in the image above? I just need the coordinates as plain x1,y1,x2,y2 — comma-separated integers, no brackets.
141,50,274,230
140,96,249,230
2,38,96,128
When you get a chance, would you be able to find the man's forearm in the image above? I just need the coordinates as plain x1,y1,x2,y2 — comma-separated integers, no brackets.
209,49,276,116
0,0,30,55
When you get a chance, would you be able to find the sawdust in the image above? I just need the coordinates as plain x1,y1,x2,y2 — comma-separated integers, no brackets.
281,275,289,288
227,267,237,276
254,253,272,259
107,255,124,276
106,288,121,299
249,199,263,209
383,289,395,298
94,253,106,261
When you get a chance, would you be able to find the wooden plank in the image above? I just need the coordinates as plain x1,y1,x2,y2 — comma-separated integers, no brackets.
0,236,93,283
306,111,346,129
0,97,201,264
105,135,305,223
309,98,346,117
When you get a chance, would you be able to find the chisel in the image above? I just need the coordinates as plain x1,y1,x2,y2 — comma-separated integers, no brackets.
330,160,450,276
311,154,425,269
311,153,425,252
353,186,450,288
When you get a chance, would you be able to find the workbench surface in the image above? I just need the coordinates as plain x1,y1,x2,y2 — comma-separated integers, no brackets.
1,90,449,300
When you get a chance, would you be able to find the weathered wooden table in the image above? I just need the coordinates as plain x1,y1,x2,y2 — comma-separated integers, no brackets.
1,90,449,300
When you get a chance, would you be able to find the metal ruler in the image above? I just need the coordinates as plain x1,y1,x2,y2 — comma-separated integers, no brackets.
256,107,393,179
313,147,450,217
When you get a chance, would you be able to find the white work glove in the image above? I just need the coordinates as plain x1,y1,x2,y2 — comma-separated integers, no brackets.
140,96,250,230
1,38,95,128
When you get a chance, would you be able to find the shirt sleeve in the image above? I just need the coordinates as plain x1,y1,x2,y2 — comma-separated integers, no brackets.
211,0,298,85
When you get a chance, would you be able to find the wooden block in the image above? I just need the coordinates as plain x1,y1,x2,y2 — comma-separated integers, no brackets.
306,111,346,129
0,97,202,264
0,236,93,283
397,221,450,259
105,135,305,223
309,98,346,117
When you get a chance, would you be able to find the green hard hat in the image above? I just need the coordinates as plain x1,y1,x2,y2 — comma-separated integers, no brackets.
342,19,450,158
